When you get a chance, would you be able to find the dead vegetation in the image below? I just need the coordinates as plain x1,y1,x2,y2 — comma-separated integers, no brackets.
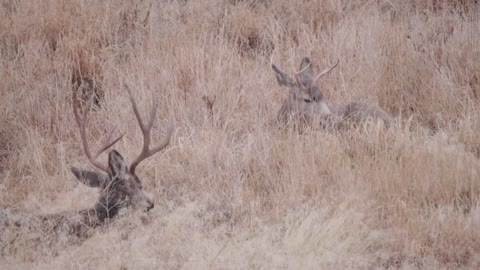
0,0,479,269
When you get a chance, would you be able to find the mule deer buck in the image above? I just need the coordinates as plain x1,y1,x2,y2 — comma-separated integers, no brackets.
0,82,174,259
272,57,393,130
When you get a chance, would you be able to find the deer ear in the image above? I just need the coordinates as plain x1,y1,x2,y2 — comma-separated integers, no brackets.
71,167,107,187
298,57,315,86
272,64,296,87
108,150,129,177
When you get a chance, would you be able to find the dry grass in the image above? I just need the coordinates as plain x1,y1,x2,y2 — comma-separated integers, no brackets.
1,0,480,269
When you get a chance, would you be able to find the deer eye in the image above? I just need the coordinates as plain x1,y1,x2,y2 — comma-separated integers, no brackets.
303,99,312,103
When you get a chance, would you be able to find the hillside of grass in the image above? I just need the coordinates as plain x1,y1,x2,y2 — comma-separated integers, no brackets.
1,0,479,269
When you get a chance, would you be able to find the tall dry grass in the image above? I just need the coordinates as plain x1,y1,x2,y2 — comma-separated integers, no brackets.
1,0,479,269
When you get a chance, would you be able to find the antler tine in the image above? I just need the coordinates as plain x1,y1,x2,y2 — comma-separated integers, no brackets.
313,60,339,83
290,58,311,89
124,81,174,176
93,126,125,159
292,61,311,75
72,88,125,172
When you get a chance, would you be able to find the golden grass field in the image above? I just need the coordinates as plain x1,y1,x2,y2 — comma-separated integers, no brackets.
1,0,480,269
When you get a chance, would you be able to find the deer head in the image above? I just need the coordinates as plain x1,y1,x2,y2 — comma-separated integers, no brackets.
71,82,174,222
272,57,338,123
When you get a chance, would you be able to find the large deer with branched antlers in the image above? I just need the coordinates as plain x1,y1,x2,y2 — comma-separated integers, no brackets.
272,57,393,130
0,82,174,259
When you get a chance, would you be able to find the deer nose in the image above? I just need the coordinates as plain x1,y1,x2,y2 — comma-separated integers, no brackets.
146,202,154,211
141,190,154,211
312,92,323,102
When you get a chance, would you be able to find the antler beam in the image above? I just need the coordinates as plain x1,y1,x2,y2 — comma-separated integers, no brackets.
123,81,175,176
313,60,340,83
73,89,125,172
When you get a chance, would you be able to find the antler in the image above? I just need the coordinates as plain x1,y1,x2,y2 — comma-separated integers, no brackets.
313,60,339,83
291,60,312,89
73,88,125,172
124,82,174,176
292,61,312,75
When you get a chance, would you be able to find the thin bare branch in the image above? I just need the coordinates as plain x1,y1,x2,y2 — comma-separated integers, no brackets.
142,3,152,28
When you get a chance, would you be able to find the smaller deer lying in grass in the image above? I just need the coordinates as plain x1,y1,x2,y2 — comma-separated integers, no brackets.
0,82,174,259
272,57,393,130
